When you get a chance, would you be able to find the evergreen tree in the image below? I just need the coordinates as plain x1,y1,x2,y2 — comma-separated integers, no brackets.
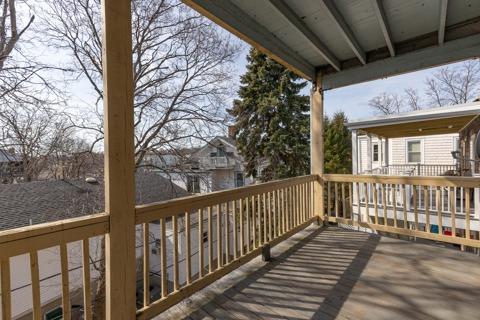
230,48,310,182
324,112,352,174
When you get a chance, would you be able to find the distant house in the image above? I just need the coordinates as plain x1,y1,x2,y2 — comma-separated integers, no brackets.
347,102,480,176
144,134,253,194
0,149,23,182
1,172,188,319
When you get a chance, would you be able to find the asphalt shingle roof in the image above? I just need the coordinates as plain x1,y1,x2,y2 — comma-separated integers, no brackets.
0,172,188,230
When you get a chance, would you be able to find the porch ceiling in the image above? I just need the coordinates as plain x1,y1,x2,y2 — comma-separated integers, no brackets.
183,0,480,89
360,115,475,138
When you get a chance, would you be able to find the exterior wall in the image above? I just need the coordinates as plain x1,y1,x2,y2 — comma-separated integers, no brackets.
157,171,211,193
358,133,459,173
389,134,458,165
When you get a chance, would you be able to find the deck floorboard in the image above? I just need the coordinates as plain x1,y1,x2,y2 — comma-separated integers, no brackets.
154,225,480,320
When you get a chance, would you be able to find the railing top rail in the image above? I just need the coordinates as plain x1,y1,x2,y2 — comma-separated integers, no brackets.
135,175,316,224
323,174,480,188
0,213,109,258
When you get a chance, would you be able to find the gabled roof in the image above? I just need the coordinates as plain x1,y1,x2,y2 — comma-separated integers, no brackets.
346,102,480,138
0,149,21,163
184,1,480,89
0,172,188,230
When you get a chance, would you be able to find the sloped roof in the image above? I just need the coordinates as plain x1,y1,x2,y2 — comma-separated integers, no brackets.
346,102,480,138
0,149,21,163
0,172,188,230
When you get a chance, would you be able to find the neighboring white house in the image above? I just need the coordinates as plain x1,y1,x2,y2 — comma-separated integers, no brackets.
347,103,480,177
344,102,480,237
144,134,253,194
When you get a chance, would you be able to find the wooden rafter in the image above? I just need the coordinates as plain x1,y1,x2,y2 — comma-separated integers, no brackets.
320,0,366,65
267,0,341,71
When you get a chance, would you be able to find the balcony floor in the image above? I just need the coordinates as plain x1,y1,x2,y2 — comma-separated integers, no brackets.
157,225,480,320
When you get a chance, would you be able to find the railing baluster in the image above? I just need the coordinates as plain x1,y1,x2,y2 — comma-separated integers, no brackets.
161,217,168,296
450,187,456,237
197,210,204,279
240,198,244,256
373,183,379,225
282,188,286,233
143,223,150,306
364,183,370,222
349,183,353,220
402,185,407,229
436,187,443,235
413,186,419,230
335,183,339,218
341,183,346,218
30,251,41,320
173,215,179,290
60,243,71,320
82,239,92,320
424,186,430,233
258,194,262,244
274,190,278,238
252,195,256,248
327,181,332,218
216,204,222,269
225,202,230,265
208,206,213,273
466,188,471,240
267,192,272,241
233,200,238,260
382,184,387,226
1,258,11,320
356,182,361,222
392,184,398,228
246,197,251,252
185,211,192,284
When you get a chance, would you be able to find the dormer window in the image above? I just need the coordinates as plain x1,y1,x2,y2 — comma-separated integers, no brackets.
216,144,226,157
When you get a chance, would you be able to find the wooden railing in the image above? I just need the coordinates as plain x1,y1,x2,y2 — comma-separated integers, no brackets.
0,213,109,320
134,175,316,319
368,164,458,176
323,174,480,248
4,174,479,320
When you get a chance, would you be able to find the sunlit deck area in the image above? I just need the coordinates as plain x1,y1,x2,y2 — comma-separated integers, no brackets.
158,225,480,320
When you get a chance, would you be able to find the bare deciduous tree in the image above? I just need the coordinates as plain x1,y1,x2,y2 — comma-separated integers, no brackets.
425,60,480,107
43,0,241,167
368,92,403,115
0,102,71,181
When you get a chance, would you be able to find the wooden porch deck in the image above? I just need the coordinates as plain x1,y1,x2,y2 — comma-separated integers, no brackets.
156,225,480,320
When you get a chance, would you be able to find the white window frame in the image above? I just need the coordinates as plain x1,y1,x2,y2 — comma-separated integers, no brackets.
405,139,423,164
186,175,201,193
372,142,380,163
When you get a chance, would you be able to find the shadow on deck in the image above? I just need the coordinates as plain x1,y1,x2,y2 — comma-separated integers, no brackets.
157,225,480,320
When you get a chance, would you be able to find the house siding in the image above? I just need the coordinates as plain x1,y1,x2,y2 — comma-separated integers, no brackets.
358,133,458,172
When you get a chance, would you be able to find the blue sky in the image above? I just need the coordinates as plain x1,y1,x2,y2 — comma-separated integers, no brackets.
232,49,466,122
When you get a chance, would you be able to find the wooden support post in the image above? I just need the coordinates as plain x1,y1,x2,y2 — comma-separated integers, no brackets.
102,0,137,318
311,72,324,225
262,243,271,262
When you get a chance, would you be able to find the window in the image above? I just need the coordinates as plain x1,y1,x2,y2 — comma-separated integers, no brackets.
216,144,226,157
407,140,422,163
235,172,244,187
373,143,379,162
186,175,200,193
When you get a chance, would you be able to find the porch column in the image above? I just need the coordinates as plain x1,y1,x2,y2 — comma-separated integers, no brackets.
383,137,389,168
311,72,324,222
351,130,359,175
351,130,359,220
102,1,137,319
